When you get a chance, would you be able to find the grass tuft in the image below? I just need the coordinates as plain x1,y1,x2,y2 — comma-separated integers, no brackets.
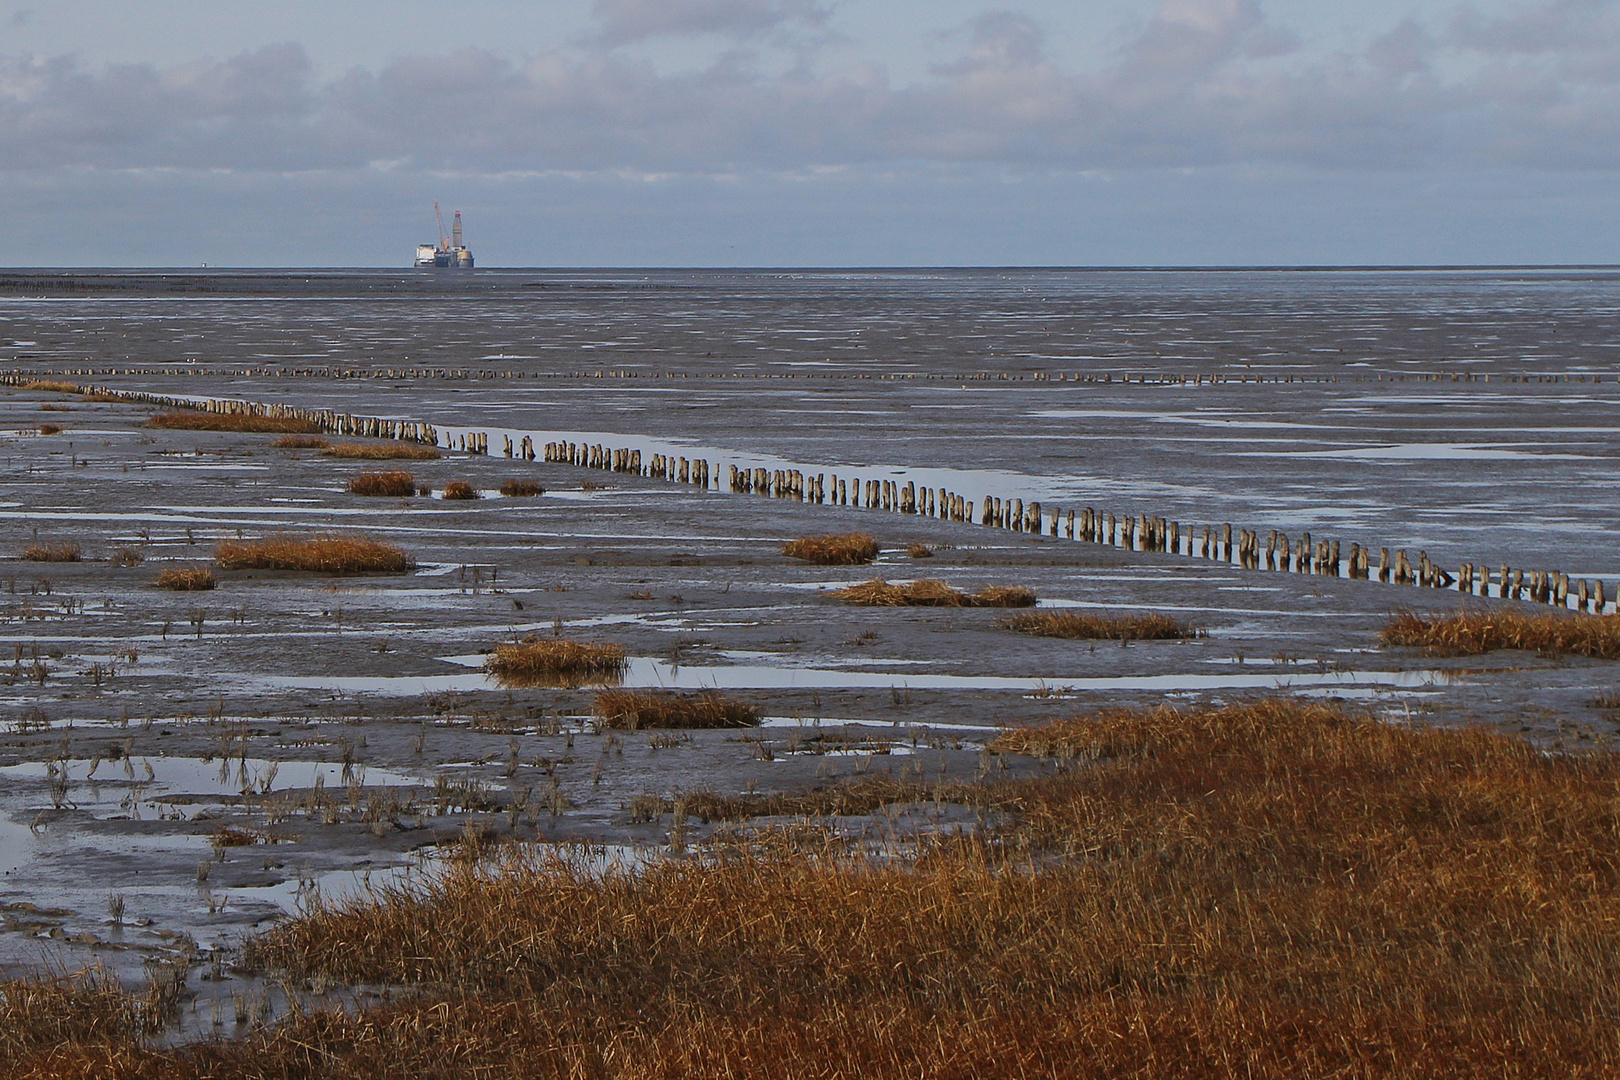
21,379,81,394
832,578,1037,608
1383,609,1620,659
22,543,80,562
441,481,481,500
324,442,441,461
37,422,61,435
145,411,322,434
906,543,934,558
347,471,416,497
1002,610,1200,641
215,534,413,575
270,435,331,449
783,533,879,565
485,638,626,686
594,688,760,730
498,479,546,497
155,567,216,591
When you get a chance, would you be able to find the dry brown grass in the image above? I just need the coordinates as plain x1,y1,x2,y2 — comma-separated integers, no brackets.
1002,610,1200,641
144,411,322,434
484,638,626,686
347,471,417,497
36,422,61,435
832,578,1037,608
324,442,441,461
270,434,331,449
906,542,934,558
498,478,546,497
593,688,760,730
783,533,879,565
215,534,413,575
0,970,138,1060
21,543,80,562
441,481,481,500
154,567,215,591
21,379,81,393
1383,609,1620,659
13,698,1620,1077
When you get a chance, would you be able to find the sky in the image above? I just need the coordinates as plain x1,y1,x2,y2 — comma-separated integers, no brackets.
1,0,1618,266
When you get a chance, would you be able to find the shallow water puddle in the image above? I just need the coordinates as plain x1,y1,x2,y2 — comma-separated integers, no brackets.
251,655,1457,696
0,757,421,811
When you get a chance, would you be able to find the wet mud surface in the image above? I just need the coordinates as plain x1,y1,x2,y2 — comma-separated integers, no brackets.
0,267,1617,1035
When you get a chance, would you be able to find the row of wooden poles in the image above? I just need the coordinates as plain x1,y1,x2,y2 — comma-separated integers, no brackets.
537,437,1613,614
6,374,1611,615
11,366,1610,385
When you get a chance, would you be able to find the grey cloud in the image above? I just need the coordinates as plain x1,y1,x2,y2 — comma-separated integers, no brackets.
0,1,1617,178
590,0,830,45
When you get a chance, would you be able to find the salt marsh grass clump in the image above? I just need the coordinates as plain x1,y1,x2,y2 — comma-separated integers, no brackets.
498,479,545,497
906,543,934,558
270,435,330,449
1002,611,1199,641
783,533,879,565
21,379,81,394
215,534,413,575
347,471,416,497
594,688,760,730
324,442,440,461
22,543,80,563
1383,609,1620,659
37,422,61,435
145,411,322,434
485,638,626,685
833,578,1037,608
155,567,215,591
441,481,480,500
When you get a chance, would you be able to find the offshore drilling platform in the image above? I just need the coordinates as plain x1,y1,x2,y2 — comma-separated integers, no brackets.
415,202,474,268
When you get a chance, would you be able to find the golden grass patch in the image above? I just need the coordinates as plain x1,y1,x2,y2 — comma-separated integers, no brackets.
484,638,626,686
441,481,481,500
145,411,323,434
1001,610,1200,641
21,543,80,562
20,379,81,394
347,471,416,497
215,534,413,575
1383,609,1620,659
270,434,331,449
323,442,441,461
498,478,546,497
154,567,215,591
593,688,760,730
906,542,934,558
783,533,879,565
15,698,1620,1077
832,578,1037,608
36,422,61,435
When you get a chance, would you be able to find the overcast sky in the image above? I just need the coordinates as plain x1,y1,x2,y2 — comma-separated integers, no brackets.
2,0,1618,266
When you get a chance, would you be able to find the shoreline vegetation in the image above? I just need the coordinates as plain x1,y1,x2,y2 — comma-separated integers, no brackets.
8,698,1620,1078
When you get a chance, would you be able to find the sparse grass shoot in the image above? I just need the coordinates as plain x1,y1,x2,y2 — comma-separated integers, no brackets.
347,471,416,497
485,638,626,686
441,481,481,500
783,533,879,565
498,479,546,497
270,435,331,449
324,442,441,461
155,567,216,591
833,578,1036,608
1383,609,1620,659
215,534,413,575
145,411,322,434
1002,610,1199,641
21,543,80,562
594,688,760,730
